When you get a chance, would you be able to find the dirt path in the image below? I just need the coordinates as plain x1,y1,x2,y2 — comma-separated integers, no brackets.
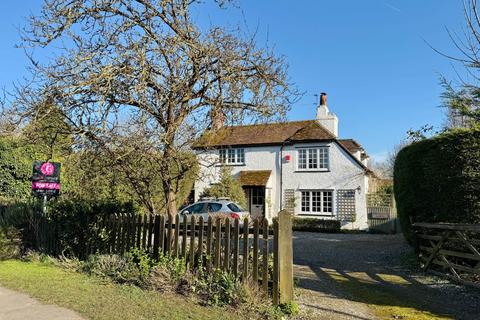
293,232,480,320
0,286,84,320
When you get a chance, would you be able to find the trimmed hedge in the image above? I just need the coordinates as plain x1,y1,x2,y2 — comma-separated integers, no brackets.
394,128,480,244
292,217,341,233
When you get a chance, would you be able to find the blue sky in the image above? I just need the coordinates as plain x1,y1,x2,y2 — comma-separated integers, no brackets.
0,1,467,161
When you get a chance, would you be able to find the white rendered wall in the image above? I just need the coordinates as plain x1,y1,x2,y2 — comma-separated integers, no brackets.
195,141,369,229
316,104,339,137
195,145,281,220
280,142,368,230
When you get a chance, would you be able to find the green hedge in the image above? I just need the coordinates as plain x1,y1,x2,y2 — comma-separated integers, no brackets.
47,199,138,258
394,128,480,244
292,217,341,233
1,199,137,257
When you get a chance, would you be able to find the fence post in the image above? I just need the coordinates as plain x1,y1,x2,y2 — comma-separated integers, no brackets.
273,218,279,305
252,218,259,284
262,218,269,295
275,210,294,305
173,215,180,258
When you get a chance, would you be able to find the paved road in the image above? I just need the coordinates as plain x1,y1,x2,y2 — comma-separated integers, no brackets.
293,232,480,320
0,286,84,320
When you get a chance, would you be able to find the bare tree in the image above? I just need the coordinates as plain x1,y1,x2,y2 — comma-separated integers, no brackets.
12,0,297,217
368,141,408,179
439,0,480,127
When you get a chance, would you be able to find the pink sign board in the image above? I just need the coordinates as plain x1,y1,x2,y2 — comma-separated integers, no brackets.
32,182,61,190
32,161,61,197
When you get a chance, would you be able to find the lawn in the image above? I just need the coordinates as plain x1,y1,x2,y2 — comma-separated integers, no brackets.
0,260,240,320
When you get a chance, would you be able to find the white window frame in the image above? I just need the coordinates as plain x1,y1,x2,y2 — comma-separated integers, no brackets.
297,147,329,171
300,190,334,215
219,148,245,165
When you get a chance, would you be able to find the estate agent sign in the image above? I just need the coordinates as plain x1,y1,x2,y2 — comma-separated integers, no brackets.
32,161,61,197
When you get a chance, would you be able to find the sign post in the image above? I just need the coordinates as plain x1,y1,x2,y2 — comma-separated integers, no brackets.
32,161,61,214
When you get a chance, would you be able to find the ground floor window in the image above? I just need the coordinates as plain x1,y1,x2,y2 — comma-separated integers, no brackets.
300,190,333,215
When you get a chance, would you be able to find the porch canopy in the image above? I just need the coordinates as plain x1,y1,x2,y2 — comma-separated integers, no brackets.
238,170,271,186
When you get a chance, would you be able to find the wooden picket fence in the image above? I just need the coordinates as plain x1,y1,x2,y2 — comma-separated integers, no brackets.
413,222,480,286
36,210,294,305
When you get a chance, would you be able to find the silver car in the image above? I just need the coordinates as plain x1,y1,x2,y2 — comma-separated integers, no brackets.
179,198,250,223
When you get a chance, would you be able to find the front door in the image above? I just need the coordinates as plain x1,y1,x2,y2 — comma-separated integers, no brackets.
250,187,265,219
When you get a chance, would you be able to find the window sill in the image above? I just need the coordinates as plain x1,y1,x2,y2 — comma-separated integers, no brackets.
215,163,246,167
297,213,335,217
295,169,330,173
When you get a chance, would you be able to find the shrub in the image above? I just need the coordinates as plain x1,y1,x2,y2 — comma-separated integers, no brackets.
200,166,246,207
124,248,156,281
235,280,284,319
156,254,187,281
82,249,155,287
61,250,284,318
292,217,341,233
47,199,137,257
0,202,38,252
0,227,21,260
278,301,300,316
195,269,243,306
82,254,127,279
394,128,480,244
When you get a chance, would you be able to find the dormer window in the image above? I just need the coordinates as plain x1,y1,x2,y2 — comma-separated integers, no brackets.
297,147,329,171
219,148,245,165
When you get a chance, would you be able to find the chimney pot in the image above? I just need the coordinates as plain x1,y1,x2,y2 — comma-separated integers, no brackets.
320,92,327,106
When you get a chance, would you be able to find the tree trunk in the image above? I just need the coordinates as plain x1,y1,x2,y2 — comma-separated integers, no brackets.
166,188,177,219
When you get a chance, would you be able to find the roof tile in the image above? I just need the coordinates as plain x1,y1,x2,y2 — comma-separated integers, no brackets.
194,120,335,148
238,170,272,186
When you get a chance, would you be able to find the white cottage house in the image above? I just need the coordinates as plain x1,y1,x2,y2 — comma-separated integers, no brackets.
193,93,374,230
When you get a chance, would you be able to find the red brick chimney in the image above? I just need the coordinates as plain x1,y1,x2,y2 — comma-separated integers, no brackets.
320,92,327,106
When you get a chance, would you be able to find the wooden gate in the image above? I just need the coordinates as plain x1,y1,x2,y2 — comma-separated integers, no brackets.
413,223,480,286
367,192,399,233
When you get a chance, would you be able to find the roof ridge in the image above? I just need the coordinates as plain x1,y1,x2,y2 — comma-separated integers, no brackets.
222,119,315,129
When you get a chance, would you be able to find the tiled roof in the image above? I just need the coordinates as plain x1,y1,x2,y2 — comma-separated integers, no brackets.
238,170,272,186
337,139,363,154
194,120,374,176
338,139,370,161
193,120,335,148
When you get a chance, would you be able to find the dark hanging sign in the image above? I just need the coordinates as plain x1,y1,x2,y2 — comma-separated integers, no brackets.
32,161,61,197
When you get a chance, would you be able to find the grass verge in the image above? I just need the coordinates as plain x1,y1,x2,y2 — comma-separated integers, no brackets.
0,260,239,320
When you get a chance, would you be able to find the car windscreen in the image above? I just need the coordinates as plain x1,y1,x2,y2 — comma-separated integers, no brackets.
227,203,243,212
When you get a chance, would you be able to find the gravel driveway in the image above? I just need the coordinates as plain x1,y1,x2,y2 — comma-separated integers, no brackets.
293,232,480,320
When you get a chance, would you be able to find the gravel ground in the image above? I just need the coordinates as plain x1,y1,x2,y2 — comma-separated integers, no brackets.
292,232,480,320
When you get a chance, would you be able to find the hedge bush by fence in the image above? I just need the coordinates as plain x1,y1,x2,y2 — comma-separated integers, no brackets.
393,128,480,244
46,199,137,257
292,217,341,233
1,199,137,256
